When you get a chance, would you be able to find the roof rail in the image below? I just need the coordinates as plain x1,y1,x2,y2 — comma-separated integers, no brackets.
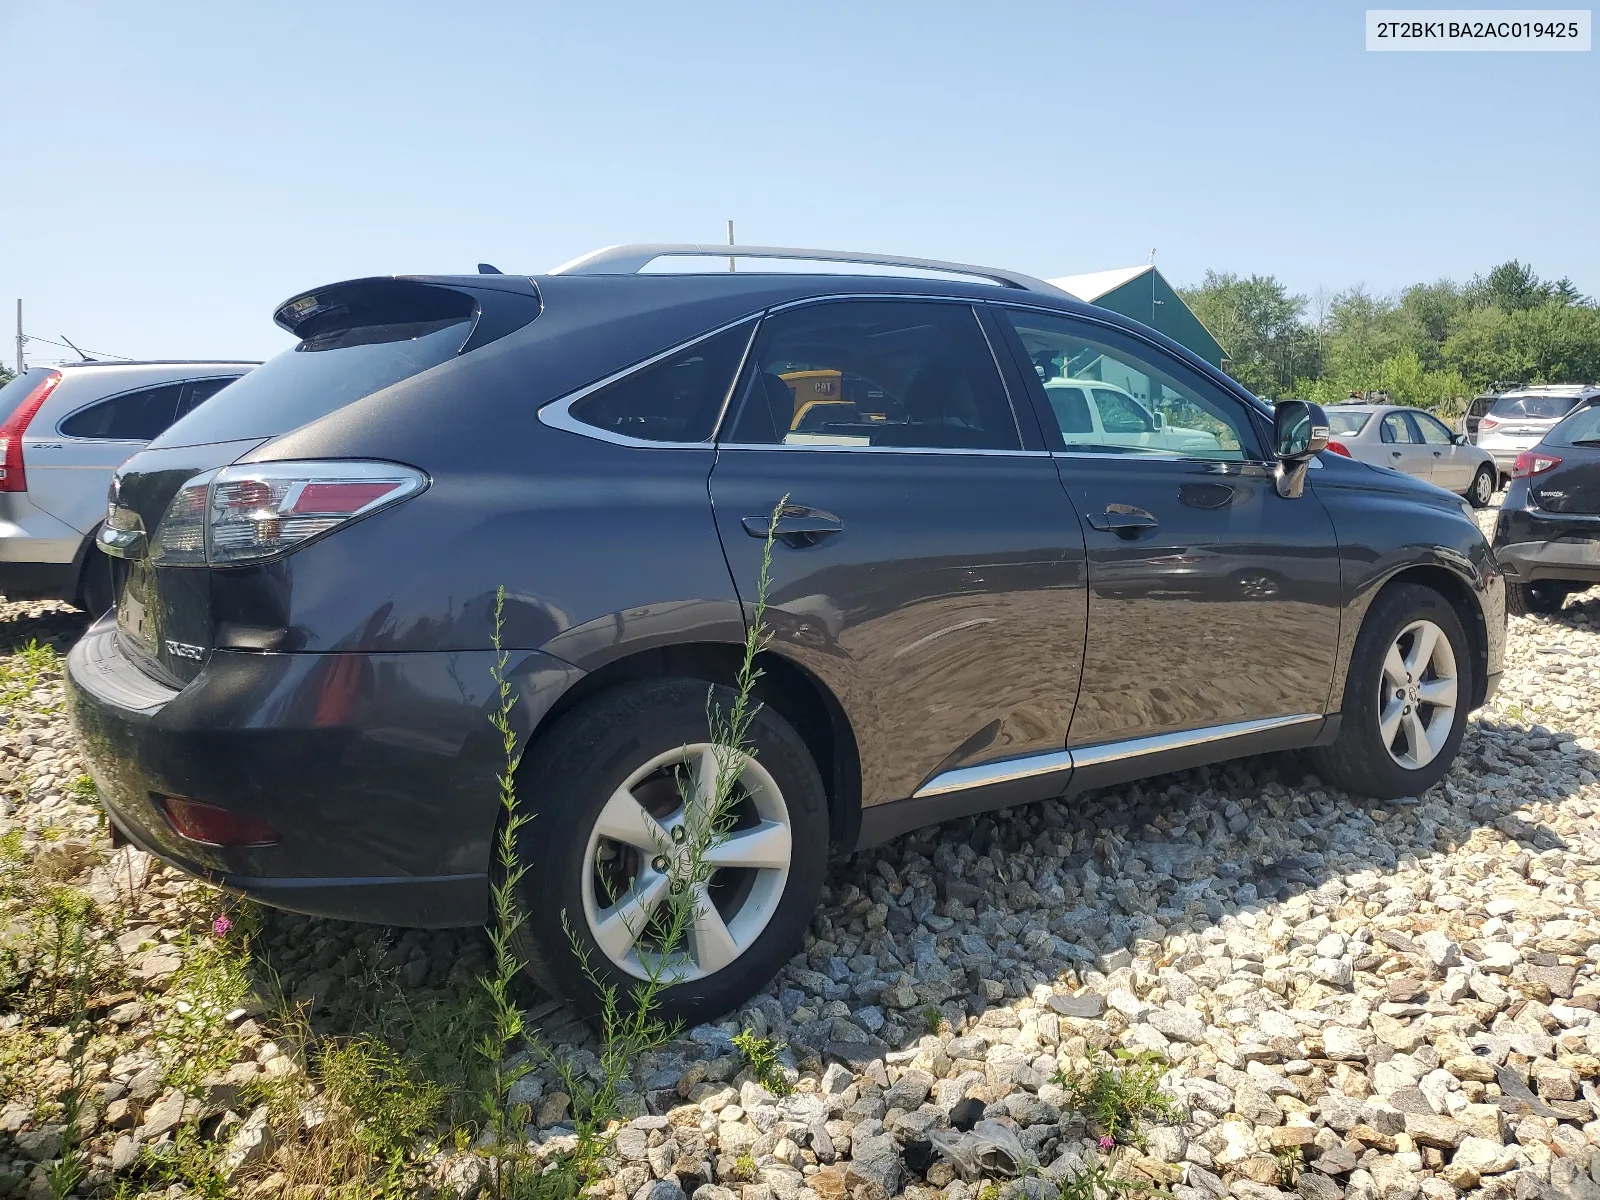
546,244,1068,295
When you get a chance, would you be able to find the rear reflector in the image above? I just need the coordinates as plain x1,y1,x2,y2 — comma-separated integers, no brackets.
1325,440,1352,458
1512,451,1561,479
0,370,62,492
151,460,428,566
157,796,280,846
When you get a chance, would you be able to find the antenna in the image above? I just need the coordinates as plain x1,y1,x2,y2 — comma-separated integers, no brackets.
1148,247,1156,265
60,334,95,362
477,263,503,274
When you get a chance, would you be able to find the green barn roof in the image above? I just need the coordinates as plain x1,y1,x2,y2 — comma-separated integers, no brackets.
1048,265,1227,369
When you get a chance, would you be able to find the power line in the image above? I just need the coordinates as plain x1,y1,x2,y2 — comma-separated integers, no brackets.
19,333,136,362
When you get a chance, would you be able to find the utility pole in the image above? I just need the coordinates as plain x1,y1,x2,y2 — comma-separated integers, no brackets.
727,220,736,272
15,300,24,375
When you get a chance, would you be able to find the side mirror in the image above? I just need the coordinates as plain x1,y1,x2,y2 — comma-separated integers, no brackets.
1273,400,1330,499
1152,411,1166,430
1452,432,1468,445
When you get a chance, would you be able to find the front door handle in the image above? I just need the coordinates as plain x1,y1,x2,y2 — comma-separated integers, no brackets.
1432,450,1443,457
1084,504,1159,537
742,505,843,547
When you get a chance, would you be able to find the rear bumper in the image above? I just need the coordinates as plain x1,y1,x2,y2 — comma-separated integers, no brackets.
66,615,583,928
1493,503,1600,586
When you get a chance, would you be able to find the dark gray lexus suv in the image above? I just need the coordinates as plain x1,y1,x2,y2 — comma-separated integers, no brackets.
67,245,1506,1020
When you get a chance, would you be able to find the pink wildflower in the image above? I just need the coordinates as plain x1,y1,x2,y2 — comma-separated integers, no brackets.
1098,1136,1116,1152
212,914,233,937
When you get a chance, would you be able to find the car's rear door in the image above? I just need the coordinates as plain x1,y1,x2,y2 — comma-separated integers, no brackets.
709,297,1088,814
28,381,187,533
992,305,1342,772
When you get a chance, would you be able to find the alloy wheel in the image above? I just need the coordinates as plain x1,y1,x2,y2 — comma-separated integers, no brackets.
580,743,792,982
1472,469,1493,506
1378,619,1458,771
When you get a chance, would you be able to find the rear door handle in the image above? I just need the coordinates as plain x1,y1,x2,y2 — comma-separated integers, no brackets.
1390,450,1403,457
1084,504,1159,536
742,505,843,547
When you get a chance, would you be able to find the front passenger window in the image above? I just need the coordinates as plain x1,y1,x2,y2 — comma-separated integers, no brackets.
1002,309,1257,460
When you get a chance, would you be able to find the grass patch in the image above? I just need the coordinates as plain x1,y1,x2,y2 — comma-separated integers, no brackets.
1053,1049,1180,1145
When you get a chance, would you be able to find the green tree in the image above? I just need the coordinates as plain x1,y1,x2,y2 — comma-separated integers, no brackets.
1465,260,1583,311
1178,271,1316,397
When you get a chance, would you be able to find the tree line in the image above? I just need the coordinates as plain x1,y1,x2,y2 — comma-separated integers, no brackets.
1179,260,1600,414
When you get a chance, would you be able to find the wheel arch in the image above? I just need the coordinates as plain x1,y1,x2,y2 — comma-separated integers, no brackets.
521,641,864,851
1345,561,1492,712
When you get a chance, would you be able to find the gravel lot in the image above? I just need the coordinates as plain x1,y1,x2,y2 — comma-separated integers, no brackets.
7,521,1600,1200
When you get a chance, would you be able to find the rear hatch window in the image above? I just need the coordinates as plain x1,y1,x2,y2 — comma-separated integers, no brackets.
1489,394,1581,421
154,280,494,448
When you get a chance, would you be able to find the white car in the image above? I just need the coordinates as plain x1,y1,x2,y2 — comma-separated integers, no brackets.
1477,385,1600,481
1043,379,1223,455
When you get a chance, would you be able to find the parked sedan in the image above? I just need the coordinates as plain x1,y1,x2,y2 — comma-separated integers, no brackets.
68,246,1504,1022
1493,399,1600,614
1325,404,1499,507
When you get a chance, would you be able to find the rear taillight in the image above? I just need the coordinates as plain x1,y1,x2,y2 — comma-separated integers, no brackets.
157,796,279,846
1479,416,1500,431
150,460,427,566
1512,451,1561,479
1325,440,1352,457
0,370,62,492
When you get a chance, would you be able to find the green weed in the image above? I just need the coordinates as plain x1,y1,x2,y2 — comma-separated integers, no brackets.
733,1028,793,1097
1053,1049,1180,1145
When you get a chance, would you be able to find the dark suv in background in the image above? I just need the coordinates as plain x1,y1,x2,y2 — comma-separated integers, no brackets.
1494,397,1600,614
67,246,1505,1020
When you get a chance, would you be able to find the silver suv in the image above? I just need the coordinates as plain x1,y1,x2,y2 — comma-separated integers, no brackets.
0,360,256,611
1477,384,1600,481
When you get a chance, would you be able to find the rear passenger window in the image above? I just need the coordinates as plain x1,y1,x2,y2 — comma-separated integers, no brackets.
59,384,184,441
724,301,1020,450
567,324,752,443
1380,414,1417,444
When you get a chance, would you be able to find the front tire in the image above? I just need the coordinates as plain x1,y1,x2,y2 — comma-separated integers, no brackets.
1467,465,1496,509
508,678,829,1024
1311,583,1471,799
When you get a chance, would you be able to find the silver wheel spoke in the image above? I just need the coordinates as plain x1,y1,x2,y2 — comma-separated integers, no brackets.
1404,710,1436,767
704,819,792,869
595,786,670,853
688,883,740,974
1403,623,1438,676
1417,675,1457,707
1382,645,1408,691
1379,696,1405,747
592,870,669,961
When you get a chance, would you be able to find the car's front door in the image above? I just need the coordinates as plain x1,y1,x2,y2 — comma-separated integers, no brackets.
1410,410,1470,492
709,298,1089,812
994,306,1342,756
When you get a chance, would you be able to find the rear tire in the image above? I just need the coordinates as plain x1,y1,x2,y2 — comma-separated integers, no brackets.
1310,583,1471,800
1467,465,1497,509
507,678,829,1024
77,545,116,619
1507,581,1569,617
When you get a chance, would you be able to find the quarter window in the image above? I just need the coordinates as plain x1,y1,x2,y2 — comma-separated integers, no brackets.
1001,309,1257,460
174,376,242,421
59,383,184,441
567,324,752,443
724,301,1020,451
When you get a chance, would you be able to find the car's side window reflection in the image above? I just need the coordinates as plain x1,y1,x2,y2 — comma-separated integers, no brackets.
1002,309,1257,460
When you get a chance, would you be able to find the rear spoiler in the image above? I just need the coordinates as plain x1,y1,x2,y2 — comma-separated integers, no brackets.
273,275,542,356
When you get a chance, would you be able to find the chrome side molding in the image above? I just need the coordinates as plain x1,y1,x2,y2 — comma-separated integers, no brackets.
911,713,1323,800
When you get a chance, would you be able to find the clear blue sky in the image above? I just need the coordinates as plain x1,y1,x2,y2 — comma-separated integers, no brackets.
3,0,1595,364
